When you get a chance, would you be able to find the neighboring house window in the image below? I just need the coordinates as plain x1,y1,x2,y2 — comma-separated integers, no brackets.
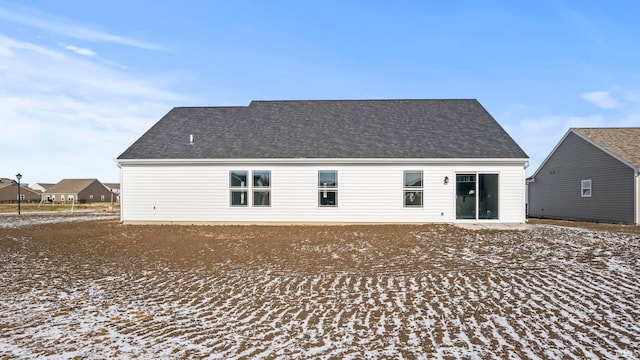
90,195,94,200
18,194,25,201
581,179,592,197
230,171,248,206
253,170,271,206
68,195,74,202
404,171,423,207
318,171,337,207
101,195,105,201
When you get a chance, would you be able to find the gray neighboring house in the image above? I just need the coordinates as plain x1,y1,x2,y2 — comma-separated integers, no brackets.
116,99,529,224
528,128,640,224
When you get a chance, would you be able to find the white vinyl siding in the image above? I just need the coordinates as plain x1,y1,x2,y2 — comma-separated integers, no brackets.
120,162,526,223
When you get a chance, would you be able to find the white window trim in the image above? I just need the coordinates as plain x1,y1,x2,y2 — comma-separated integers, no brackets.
403,170,423,208
252,170,271,207
581,179,592,198
318,170,338,207
230,170,271,207
230,170,249,207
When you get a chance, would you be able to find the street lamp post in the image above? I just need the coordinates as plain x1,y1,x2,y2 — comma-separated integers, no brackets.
16,173,22,215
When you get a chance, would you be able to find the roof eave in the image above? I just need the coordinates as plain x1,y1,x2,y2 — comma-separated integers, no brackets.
115,157,530,166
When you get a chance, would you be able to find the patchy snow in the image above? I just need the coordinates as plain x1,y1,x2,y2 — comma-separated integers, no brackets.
0,214,119,228
0,221,639,358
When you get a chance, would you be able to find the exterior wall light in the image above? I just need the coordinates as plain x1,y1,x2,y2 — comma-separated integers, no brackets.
444,176,449,185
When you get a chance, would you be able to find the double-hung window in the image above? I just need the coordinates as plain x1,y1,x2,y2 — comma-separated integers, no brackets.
230,170,271,206
230,171,249,206
318,171,338,207
404,171,423,207
581,179,592,197
253,171,271,206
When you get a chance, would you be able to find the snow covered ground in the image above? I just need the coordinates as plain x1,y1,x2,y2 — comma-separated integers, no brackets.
0,220,639,359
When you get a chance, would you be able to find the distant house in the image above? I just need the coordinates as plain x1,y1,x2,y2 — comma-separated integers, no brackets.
30,183,55,193
43,179,113,204
116,99,529,224
0,178,42,203
528,128,640,224
103,183,120,203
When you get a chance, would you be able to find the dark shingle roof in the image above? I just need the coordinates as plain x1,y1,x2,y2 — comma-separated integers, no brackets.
118,99,528,160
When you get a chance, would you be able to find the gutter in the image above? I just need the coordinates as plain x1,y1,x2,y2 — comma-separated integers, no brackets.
115,157,531,166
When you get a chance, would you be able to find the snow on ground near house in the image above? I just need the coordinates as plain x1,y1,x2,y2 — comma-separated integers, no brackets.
0,214,119,229
0,219,639,359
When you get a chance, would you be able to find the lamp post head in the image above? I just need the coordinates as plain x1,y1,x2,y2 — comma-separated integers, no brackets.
16,173,22,182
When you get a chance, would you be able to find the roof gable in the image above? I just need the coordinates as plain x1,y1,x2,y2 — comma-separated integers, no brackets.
531,127,640,179
118,99,528,160
572,128,640,169
45,179,104,194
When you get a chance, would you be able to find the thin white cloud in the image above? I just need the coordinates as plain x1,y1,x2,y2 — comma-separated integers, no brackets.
0,6,165,51
581,91,619,109
504,113,609,176
63,44,97,57
507,104,640,176
0,35,63,59
0,35,191,183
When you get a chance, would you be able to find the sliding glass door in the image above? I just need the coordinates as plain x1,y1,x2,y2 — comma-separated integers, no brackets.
456,173,499,220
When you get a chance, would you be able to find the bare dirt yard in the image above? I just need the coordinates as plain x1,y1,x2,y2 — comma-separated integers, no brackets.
1,216,639,359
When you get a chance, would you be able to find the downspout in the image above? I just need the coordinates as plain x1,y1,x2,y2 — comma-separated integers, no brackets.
633,169,640,225
118,162,124,224
524,161,530,223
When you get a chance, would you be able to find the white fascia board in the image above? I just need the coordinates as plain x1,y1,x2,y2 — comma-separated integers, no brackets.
115,158,530,166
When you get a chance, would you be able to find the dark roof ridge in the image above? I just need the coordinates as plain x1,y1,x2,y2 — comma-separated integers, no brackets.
249,98,478,104
172,105,248,109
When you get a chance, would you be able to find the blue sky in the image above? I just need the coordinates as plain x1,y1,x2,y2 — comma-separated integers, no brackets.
1,1,639,184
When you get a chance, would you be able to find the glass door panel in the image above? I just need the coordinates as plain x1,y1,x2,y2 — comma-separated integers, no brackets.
456,174,476,219
479,174,499,219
